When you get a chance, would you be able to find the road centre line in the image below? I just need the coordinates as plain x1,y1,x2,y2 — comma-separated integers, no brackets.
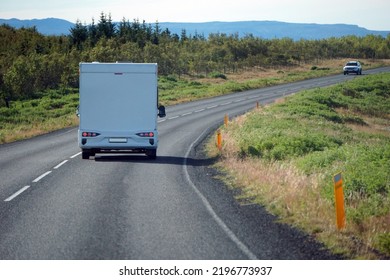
4,186,31,202
70,152,82,159
164,97,262,122
221,101,232,106
4,152,80,202
32,171,52,183
54,160,68,169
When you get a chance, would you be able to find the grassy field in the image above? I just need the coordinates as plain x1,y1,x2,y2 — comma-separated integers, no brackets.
1,58,389,144
207,73,390,259
0,89,80,143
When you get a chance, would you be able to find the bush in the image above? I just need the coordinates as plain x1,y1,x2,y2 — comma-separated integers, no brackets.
376,233,390,255
209,72,227,79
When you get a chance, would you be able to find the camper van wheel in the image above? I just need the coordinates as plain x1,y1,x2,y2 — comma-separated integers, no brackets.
146,149,157,159
82,150,90,160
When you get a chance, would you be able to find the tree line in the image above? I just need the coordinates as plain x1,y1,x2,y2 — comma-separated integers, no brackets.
1,12,390,106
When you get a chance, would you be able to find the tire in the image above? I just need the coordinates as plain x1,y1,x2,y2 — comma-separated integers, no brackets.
146,149,157,159
82,150,90,160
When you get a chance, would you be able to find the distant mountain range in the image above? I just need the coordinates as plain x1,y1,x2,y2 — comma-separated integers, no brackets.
1,18,389,40
0,18,73,36
162,21,390,40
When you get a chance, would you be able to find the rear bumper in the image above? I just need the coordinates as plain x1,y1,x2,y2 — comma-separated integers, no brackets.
78,130,158,151
343,68,361,74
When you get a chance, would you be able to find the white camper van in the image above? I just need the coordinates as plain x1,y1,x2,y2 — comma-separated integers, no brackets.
78,62,165,159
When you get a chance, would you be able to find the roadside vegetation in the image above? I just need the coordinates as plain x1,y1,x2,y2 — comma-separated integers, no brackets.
207,73,390,259
0,89,79,143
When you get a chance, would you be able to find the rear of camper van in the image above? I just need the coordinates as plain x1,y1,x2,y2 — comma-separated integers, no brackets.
78,62,165,159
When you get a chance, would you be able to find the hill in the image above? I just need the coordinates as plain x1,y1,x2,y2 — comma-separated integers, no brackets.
1,18,389,39
0,18,73,35
160,21,390,40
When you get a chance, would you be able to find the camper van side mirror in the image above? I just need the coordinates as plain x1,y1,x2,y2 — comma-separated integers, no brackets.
158,105,166,118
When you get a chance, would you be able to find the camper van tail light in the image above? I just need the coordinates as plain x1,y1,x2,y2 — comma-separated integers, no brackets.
82,132,100,137
136,132,154,137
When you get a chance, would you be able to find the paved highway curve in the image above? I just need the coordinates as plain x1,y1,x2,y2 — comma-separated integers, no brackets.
0,67,389,259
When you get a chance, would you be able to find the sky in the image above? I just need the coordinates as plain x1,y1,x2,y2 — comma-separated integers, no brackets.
0,0,389,31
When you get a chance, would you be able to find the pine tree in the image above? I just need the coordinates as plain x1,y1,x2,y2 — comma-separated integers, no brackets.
69,20,88,50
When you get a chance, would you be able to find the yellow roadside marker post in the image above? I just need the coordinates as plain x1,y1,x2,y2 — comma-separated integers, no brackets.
333,173,346,230
217,129,222,151
224,114,229,127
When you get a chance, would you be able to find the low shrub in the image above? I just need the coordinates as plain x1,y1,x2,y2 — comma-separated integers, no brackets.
209,72,227,79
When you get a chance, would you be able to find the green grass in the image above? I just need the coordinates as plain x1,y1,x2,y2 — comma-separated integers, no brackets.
0,89,79,143
211,73,390,258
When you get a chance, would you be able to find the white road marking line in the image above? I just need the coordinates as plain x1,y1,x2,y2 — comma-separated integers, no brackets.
4,151,84,202
221,102,232,106
207,105,218,109
158,119,166,123
168,116,179,120
54,160,68,169
181,112,192,116
32,171,52,183
183,129,258,260
4,186,31,202
194,109,205,113
234,99,244,102
70,152,81,158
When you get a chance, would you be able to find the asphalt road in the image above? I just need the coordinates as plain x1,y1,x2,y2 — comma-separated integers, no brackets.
1,68,389,259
